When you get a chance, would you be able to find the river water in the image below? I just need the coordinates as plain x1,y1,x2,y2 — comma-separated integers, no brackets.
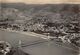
0,30,79,55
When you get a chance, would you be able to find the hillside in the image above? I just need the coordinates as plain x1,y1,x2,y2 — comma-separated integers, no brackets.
0,3,80,32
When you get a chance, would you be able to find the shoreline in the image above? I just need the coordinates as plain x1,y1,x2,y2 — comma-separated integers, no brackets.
0,28,49,40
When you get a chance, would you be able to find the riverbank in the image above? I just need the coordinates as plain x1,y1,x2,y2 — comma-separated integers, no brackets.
0,28,50,40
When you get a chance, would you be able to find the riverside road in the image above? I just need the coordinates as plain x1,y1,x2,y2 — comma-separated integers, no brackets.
0,30,79,55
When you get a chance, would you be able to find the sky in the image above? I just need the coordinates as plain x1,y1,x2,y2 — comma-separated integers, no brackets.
0,0,80,4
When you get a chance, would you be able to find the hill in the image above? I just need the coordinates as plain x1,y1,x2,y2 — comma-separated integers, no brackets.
0,3,80,33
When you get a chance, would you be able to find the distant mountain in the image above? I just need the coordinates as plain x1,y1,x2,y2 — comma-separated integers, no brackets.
1,3,64,11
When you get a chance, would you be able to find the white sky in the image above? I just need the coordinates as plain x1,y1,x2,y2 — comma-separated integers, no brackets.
0,0,80,4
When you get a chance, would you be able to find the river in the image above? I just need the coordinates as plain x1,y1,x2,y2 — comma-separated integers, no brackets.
0,30,79,55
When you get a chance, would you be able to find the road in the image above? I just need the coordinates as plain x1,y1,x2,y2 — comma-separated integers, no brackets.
0,30,79,55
